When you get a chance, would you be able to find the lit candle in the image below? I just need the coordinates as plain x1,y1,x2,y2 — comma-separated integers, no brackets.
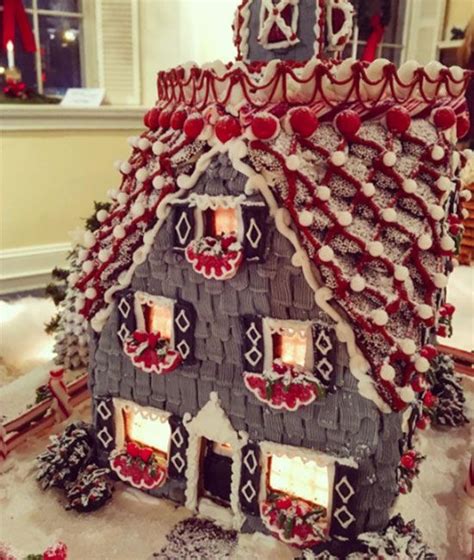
6,41,15,69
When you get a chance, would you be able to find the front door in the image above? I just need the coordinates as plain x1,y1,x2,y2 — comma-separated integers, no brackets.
201,439,233,506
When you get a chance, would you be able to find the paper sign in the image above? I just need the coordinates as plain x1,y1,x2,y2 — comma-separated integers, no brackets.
61,88,105,107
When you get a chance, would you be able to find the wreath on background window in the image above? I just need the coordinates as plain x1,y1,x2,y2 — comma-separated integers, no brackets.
110,442,167,490
124,330,182,375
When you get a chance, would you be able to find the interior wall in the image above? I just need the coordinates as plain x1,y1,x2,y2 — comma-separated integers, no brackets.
0,130,135,250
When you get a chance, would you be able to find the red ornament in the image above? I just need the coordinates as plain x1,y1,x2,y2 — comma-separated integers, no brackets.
147,108,161,131
184,115,205,139
215,115,242,143
433,107,456,130
439,302,456,317
139,447,153,463
419,344,438,361
335,110,361,139
416,416,429,430
170,109,187,130
386,106,411,134
423,391,438,408
400,453,416,470
251,113,279,140
126,441,140,457
159,110,172,129
289,107,319,138
275,496,292,510
456,114,470,139
449,223,461,235
43,542,68,560
411,374,425,393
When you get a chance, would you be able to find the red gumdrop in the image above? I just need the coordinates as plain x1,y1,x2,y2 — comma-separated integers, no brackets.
443,302,456,316
335,110,361,139
147,108,161,131
184,115,205,139
433,107,456,130
251,113,279,140
170,109,187,130
215,115,242,143
159,109,172,129
386,106,411,134
143,111,151,128
289,107,319,138
456,114,470,139
411,374,425,393
400,453,415,470
416,416,429,430
419,344,438,360
423,390,438,408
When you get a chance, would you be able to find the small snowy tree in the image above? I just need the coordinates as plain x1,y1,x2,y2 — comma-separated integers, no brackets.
65,463,113,512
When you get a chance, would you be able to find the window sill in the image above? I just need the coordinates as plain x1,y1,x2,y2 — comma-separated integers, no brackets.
0,105,147,131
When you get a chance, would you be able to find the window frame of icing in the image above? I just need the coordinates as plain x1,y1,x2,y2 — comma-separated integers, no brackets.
262,318,314,371
134,292,176,347
189,194,246,243
257,0,301,51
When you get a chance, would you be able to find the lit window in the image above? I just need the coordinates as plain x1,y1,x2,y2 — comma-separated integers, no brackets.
268,455,329,508
206,207,238,237
273,329,308,367
212,442,233,458
144,303,173,340
124,409,171,459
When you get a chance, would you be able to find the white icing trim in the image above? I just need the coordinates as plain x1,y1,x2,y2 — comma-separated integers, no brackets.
183,392,248,530
185,194,246,211
258,0,300,51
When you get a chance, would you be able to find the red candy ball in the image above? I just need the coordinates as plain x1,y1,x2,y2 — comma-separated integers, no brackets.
400,453,416,470
184,114,205,140
416,416,429,430
411,374,425,393
419,344,438,361
386,106,411,134
423,390,438,408
433,107,456,130
147,108,161,131
251,113,279,140
215,115,242,143
170,109,187,130
289,107,319,138
456,114,470,139
159,109,172,129
335,110,361,139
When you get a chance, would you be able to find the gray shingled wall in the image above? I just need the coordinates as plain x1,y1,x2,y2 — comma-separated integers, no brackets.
89,154,402,533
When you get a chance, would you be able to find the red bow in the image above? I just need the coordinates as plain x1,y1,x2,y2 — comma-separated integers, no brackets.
2,0,37,53
132,330,162,349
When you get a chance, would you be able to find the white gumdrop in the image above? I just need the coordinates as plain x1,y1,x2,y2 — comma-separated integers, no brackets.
461,189,472,202
68,272,79,285
107,188,118,200
132,202,145,217
286,155,300,171
317,186,331,201
380,364,396,381
78,248,88,262
98,249,110,263
152,141,165,155
120,161,132,175
153,176,165,190
431,145,445,161
400,386,416,403
117,192,128,205
318,245,334,262
462,208,469,219
299,210,314,227
337,211,352,226
417,304,433,320
433,273,448,288
417,234,432,250
331,151,347,167
382,208,397,223
436,177,452,192
440,236,455,251
97,209,108,223
127,136,138,147
83,231,96,248
138,138,151,151
368,241,384,257
362,182,376,197
383,151,397,167
394,265,409,282
82,260,94,273
430,205,444,221
400,339,416,355
372,309,389,326
415,357,430,373
350,275,366,292
85,287,97,299
402,179,417,194
135,167,149,183
113,225,126,239
113,160,122,170
177,174,193,189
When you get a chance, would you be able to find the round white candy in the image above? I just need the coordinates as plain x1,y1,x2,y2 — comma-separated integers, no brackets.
394,265,409,282
462,208,469,219
98,249,110,263
153,176,165,190
83,231,96,248
97,209,108,223
68,272,79,285
138,138,151,151
430,205,444,221
417,304,433,320
117,192,128,205
431,145,445,161
120,161,132,175
362,182,376,197
113,225,126,239
415,357,430,373
383,151,397,167
461,189,472,202
132,202,145,217
317,186,331,201
400,339,416,355
286,155,300,171
127,136,138,147
417,234,432,250
350,275,366,292
440,236,455,251
337,211,352,227
318,246,334,262
152,141,164,155
436,177,452,192
85,287,97,299
372,309,389,326
402,179,417,194
380,364,396,381
399,386,416,403
382,208,397,222
78,248,88,262
433,273,448,288
135,167,149,183
368,241,384,257
298,210,314,227
107,188,118,200
113,160,122,170
331,151,347,167
82,260,94,273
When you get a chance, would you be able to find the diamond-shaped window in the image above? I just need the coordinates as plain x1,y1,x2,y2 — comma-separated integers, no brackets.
315,330,332,355
97,427,113,449
118,297,131,319
243,449,258,475
316,358,333,381
175,309,191,333
245,347,263,368
97,401,112,421
171,453,186,474
335,475,355,504
333,505,355,529
241,480,257,503
177,340,190,360
246,218,262,249
175,212,192,245
118,323,131,344
246,323,262,345
171,428,184,449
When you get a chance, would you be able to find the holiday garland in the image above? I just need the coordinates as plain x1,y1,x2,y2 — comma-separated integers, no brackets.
123,330,182,375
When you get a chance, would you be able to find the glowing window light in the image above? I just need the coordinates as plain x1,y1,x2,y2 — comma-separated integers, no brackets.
273,330,308,367
213,442,233,457
145,303,173,339
125,410,171,456
269,455,329,508
209,207,238,236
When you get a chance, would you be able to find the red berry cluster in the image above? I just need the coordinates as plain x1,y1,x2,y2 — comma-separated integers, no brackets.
111,442,165,489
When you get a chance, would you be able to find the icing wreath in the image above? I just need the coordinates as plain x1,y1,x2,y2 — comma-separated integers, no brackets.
110,442,167,490
185,234,244,280
124,330,182,375
244,359,326,411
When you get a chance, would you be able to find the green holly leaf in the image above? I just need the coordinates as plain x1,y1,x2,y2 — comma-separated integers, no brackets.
284,517,295,540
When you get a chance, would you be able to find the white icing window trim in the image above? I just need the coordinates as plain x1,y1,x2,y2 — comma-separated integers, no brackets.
183,392,249,530
113,398,172,457
262,317,314,371
134,291,176,345
258,0,301,50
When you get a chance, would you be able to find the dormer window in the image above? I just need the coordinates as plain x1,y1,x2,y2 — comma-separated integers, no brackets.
144,302,173,340
272,328,308,368
206,207,238,237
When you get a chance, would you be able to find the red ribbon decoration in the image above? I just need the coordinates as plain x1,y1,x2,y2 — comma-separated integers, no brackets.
361,14,384,63
2,0,37,52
